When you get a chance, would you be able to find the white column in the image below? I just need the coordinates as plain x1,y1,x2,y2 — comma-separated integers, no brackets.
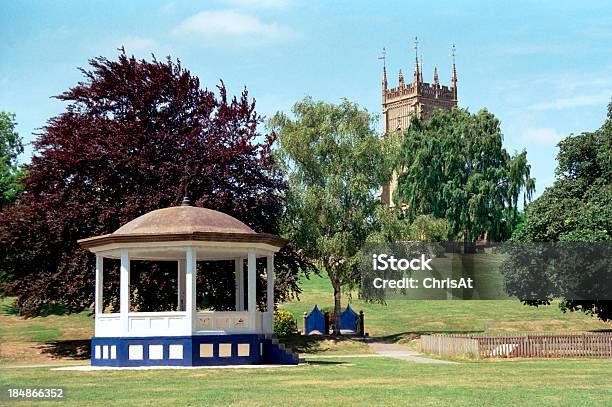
239,260,245,311
185,248,197,333
234,259,240,311
235,258,245,311
95,255,103,315
247,249,257,331
266,255,275,313
177,259,186,311
119,250,130,335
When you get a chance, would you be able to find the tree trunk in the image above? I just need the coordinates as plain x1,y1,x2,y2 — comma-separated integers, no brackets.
463,223,473,254
332,280,342,335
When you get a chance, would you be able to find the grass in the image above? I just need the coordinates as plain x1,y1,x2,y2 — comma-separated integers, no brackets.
281,271,612,342
0,296,93,366
1,358,611,406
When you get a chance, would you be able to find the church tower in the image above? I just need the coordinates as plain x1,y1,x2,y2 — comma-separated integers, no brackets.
380,40,458,207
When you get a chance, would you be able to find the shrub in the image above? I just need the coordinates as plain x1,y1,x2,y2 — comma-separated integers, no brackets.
273,309,297,337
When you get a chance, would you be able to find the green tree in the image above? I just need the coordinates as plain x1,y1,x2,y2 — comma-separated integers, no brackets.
366,205,412,243
409,215,448,242
505,98,612,320
0,112,24,209
269,97,389,333
395,108,535,250
367,208,448,244
0,112,24,295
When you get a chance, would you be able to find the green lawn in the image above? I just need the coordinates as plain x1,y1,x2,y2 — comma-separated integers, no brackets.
1,267,610,365
281,271,611,341
1,358,611,406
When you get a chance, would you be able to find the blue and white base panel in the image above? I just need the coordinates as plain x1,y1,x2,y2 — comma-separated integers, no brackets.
91,334,298,367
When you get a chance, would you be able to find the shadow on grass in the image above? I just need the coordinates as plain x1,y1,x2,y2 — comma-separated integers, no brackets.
280,335,366,354
37,304,70,317
40,339,91,360
0,302,19,316
0,297,71,317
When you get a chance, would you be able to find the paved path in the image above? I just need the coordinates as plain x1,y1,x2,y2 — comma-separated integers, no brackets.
302,343,458,364
367,342,458,364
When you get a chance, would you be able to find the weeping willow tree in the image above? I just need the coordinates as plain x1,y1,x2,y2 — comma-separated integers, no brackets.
395,108,535,249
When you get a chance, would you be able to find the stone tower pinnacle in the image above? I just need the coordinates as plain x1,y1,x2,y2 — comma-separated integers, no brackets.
382,64,387,88
379,47,387,104
413,37,420,84
419,56,424,83
382,62,387,88
379,47,387,88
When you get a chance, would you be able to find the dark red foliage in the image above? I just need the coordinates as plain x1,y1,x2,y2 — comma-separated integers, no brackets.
0,51,312,316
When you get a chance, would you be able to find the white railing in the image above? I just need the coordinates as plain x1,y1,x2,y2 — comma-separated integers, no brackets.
96,312,189,337
95,310,273,337
128,311,189,337
95,313,121,337
195,311,251,333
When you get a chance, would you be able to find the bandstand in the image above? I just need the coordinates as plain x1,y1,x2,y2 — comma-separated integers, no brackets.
78,204,299,366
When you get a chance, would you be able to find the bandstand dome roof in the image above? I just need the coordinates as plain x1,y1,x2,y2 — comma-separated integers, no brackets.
78,205,287,250
116,206,255,235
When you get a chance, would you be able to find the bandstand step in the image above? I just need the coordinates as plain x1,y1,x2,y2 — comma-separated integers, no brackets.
264,334,280,345
261,334,300,365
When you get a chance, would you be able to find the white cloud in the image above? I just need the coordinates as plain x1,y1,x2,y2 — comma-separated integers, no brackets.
529,91,611,111
171,10,295,46
521,127,565,146
120,36,158,53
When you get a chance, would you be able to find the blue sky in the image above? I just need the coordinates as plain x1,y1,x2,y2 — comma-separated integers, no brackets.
2,0,611,198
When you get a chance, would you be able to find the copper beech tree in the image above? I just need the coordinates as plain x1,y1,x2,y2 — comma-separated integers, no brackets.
0,51,312,317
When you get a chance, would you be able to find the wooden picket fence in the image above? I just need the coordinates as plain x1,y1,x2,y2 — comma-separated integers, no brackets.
421,332,612,359
420,335,479,357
